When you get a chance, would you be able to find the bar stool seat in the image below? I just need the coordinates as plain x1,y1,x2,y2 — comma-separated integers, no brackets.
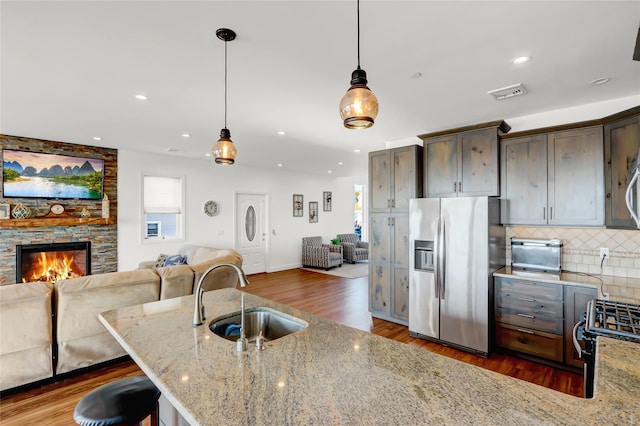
73,376,160,426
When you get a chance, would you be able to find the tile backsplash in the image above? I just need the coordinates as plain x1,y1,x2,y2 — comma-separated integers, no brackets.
505,227,640,278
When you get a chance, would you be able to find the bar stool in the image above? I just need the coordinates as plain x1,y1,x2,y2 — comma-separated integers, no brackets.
73,376,160,426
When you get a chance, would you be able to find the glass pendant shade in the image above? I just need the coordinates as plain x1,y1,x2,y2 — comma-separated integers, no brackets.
340,68,378,129
212,128,236,165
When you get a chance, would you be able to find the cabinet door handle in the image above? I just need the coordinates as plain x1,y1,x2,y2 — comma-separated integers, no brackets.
543,207,546,220
453,182,457,192
517,313,535,319
391,199,395,208
516,297,536,302
458,181,462,192
517,328,535,335
550,206,553,220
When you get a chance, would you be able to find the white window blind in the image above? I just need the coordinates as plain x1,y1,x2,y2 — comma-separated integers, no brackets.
143,176,182,214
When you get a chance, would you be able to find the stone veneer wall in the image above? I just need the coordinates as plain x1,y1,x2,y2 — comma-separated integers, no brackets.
506,226,640,278
0,135,117,284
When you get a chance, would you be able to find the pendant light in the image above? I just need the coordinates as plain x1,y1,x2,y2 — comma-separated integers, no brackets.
212,28,237,164
339,0,378,129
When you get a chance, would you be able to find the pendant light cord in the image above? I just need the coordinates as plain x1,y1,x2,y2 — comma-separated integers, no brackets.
224,39,228,128
357,0,360,69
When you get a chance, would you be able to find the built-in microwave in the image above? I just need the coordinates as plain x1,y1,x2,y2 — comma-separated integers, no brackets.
414,240,434,271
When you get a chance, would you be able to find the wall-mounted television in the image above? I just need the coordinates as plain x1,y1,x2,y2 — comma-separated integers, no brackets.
2,149,104,200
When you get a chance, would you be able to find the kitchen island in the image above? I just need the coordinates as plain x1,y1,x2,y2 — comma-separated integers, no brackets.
99,288,639,425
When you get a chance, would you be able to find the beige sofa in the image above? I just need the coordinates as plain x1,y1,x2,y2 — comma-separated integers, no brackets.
0,245,243,391
0,281,54,391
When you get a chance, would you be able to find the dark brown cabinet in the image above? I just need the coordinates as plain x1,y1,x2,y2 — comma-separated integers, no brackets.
564,285,598,368
368,145,422,325
419,121,510,198
494,277,564,363
501,135,548,225
501,126,604,226
369,145,423,213
604,113,640,228
495,276,598,369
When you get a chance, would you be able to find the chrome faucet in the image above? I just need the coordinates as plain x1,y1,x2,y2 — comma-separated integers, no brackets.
192,263,249,327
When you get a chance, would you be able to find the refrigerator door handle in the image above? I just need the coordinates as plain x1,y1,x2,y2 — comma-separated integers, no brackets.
625,168,640,228
439,217,446,300
433,217,440,299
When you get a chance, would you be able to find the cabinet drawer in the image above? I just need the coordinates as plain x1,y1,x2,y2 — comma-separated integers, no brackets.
496,293,564,317
496,277,562,301
496,323,563,362
495,307,563,334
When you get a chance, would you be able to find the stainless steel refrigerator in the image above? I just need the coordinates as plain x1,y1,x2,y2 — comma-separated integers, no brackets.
409,197,504,357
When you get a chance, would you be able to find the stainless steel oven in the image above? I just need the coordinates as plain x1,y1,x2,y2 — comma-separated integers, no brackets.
573,299,640,398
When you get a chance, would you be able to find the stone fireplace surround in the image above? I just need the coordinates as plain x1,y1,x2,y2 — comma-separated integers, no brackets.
0,135,117,284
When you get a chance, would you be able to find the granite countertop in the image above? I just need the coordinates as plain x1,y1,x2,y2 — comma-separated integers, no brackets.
100,288,640,426
495,266,640,304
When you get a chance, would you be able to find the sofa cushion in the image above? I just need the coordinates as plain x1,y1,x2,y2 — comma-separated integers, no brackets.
0,282,54,391
190,250,244,292
54,269,160,374
156,264,194,300
178,245,201,265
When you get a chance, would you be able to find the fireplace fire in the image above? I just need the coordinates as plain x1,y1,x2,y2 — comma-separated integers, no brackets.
16,242,91,284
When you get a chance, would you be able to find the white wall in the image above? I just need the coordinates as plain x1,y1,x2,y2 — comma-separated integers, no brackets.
117,150,355,272
505,95,640,132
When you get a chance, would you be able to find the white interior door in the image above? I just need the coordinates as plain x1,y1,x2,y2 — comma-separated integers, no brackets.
235,193,267,274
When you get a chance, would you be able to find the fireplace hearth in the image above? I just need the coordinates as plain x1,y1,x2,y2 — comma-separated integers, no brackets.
16,242,91,284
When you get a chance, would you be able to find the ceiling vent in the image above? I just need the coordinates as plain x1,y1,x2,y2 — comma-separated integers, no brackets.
487,83,527,100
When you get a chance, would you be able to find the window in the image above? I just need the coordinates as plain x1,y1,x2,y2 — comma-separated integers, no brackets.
143,175,184,240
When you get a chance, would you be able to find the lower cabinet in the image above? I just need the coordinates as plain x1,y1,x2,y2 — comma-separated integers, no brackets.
369,213,410,325
494,276,597,369
496,323,563,362
564,285,598,368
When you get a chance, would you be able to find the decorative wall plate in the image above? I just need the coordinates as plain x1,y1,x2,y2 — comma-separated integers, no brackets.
50,204,65,215
204,200,219,217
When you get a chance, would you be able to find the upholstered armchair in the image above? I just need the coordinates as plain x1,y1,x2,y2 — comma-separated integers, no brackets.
337,233,369,264
301,236,343,270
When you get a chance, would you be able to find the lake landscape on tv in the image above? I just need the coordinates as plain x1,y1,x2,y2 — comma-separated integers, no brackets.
3,150,103,199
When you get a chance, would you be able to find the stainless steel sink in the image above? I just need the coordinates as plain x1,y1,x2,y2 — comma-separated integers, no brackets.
209,307,308,342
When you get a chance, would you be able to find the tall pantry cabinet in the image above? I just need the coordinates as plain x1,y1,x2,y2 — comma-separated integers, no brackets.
369,145,423,325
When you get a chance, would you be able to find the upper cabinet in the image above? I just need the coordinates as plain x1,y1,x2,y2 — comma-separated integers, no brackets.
369,145,423,213
548,127,605,226
501,135,548,225
419,121,511,198
604,112,640,228
501,126,604,226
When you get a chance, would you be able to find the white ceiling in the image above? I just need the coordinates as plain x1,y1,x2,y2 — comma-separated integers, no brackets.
1,1,639,177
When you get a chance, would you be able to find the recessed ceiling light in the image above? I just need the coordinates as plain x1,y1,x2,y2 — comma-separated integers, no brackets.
205,153,211,157
277,131,286,135
92,136,102,141
182,133,190,138
590,77,611,86
338,162,344,165
135,94,148,100
512,56,531,64
328,170,333,174
353,149,361,153
277,163,283,167
410,71,422,79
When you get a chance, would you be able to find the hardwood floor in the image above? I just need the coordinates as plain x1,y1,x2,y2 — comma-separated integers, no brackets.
0,268,583,425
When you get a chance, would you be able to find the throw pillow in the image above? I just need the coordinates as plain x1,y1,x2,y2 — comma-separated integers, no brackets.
153,254,168,269
163,254,187,267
